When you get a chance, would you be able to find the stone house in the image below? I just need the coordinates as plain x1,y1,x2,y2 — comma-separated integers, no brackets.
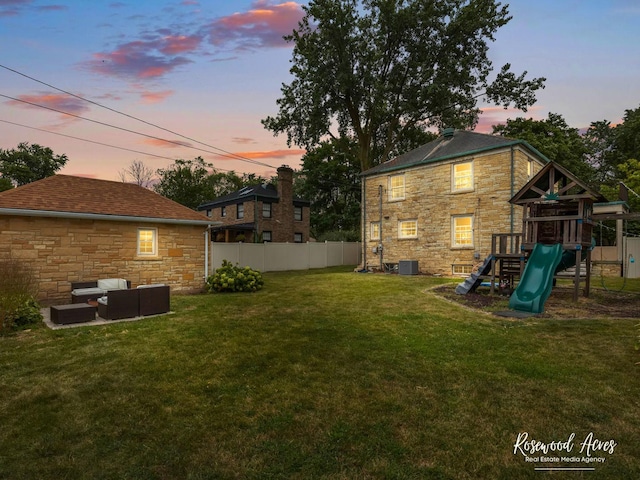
198,165,311,243
0,175,214,304
360,129,549,275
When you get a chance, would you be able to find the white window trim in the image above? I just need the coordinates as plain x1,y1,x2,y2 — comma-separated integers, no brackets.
398,219,418,239
452,161,474,192
452,264,473,276
388,174,406,201
370,222,380,241
451,215,474,248
137,228,158,257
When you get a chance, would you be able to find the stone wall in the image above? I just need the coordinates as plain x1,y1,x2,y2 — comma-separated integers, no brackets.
363,147,544,275
0,215,207,304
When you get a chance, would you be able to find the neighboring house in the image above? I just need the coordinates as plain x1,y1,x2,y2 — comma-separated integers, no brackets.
198,165,311,243
0,175,214,304
360,129,549,275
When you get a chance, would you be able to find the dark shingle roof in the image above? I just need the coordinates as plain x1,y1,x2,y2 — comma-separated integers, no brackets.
198,183,309,210
0,174,211,224
361,130,549,176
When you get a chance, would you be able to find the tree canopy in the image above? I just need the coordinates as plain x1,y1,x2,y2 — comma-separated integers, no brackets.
0,142,68,188
154,157,267,210
263,0,546,172
492,113,598,186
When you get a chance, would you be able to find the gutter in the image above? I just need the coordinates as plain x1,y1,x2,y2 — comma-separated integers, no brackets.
0,208,218,227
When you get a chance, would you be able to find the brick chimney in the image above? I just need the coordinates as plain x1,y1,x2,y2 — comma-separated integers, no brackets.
276,165,294,241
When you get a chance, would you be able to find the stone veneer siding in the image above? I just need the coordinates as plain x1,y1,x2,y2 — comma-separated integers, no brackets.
363,147,544,275
0,215,207,304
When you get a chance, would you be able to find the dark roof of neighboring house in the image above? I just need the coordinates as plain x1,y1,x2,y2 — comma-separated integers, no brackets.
0,174,213,225
361,129,549,177
198,183,310,210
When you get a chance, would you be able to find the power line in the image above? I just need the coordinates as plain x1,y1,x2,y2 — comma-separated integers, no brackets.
0,92,274,168
0,63,278,168
0,118,236,172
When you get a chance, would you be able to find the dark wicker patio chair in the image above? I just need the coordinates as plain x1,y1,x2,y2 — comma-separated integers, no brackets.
97,288,139,320
137,285,170,316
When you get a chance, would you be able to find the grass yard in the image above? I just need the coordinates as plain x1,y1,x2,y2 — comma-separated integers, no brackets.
1,267,639,479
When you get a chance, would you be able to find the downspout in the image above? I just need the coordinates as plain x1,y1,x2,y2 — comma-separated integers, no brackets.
204,227,210,279
362,176,367,270
379,184,383,272
510,145,515,251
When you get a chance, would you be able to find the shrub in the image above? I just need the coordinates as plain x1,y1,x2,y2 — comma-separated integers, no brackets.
206,260,264,293
0,256,42,334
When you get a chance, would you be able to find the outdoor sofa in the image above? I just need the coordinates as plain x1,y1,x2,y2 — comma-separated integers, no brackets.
96,284,171,320
71,278,131,303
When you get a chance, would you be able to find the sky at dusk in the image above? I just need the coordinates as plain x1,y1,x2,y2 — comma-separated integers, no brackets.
1,0,639,182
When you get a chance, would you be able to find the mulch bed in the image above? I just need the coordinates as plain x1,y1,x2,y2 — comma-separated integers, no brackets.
432,283,640,319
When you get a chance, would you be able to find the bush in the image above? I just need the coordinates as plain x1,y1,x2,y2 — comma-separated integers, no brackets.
0,257,42,334
206,260,264,293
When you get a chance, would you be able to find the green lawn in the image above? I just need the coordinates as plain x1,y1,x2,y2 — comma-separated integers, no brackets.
1,267,639,479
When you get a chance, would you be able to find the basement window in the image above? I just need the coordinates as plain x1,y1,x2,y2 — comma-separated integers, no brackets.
452,264,473,276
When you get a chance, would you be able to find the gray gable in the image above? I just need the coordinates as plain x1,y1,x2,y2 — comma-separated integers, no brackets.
361,130,548,177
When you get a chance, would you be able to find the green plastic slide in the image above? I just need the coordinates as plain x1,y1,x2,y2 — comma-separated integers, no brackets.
508,243,564,314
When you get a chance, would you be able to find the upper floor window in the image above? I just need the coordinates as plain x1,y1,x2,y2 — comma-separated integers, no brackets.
237,203,244,219
398,220,417,239
294,232,303,243
452,215,473,247
452,161,473,192
370,222,380,241
206,209,212,218
221,206,226,217
263,202,272,218
389,174,405,201
294,206,303,221
137,228,157,256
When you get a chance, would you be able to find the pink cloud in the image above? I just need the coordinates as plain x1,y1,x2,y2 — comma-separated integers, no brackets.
475,106,544,133
214,148,306,161
160,34,202,55
6,92,90,118
206,1,304,50
139,90,174,104
142,138,193,148
85,39,193,80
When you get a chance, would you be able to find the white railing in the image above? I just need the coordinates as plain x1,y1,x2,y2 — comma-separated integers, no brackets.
209,241,362,274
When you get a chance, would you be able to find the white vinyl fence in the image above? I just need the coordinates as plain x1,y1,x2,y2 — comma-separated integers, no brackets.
209,241,361,274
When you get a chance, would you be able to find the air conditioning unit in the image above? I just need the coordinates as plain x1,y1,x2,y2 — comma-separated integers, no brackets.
398,260,419,275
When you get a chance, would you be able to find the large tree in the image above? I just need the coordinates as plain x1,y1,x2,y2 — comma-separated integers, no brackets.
154,157,218,210
154,157,267,210
0,142,68,187
119,160,155,188
492,113,597,186
297,139,362,239
262,0,545,172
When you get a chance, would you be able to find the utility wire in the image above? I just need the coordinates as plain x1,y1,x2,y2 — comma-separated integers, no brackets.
0,118,232,172
0,93,273,168
0,63,277,168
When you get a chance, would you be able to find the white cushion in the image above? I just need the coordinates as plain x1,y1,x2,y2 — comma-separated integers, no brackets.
97,296,108,305
98,278,127,291
137,284,166,289
72,287,104,296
